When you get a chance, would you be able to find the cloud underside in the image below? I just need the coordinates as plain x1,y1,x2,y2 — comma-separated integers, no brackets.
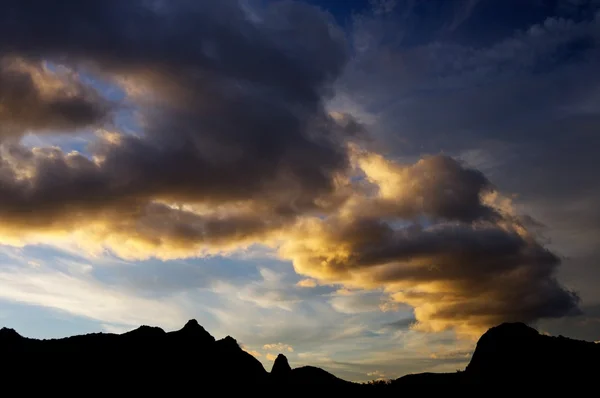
0,0,580,336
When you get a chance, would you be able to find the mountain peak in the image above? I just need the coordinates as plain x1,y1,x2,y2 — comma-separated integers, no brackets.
0,327,21,339
180,319,209,335
183,319,201,330
271,353,292,378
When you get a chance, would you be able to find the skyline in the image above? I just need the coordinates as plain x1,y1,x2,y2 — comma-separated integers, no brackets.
0,0,599,382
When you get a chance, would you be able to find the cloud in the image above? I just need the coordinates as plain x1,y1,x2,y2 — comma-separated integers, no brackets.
329,289,399,315
366,369,386,380
0,265,188,329
102,256,263,296
0,57,111,137
241,344,262,358
296,278,318,288
279,152,581,337
385,317,418,330
211,267,336,312
319,0,600,336
263,342,294,353
266,353,277,361
0,0,583,338
0,0,357,261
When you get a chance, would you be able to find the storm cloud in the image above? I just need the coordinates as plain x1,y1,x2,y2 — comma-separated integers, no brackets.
0,0,352,251
0,57,110,136
0,0,581,335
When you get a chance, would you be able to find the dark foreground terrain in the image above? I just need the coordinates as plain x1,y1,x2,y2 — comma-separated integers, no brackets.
1,320,598,393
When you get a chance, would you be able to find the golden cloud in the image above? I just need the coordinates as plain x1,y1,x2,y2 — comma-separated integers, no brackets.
0,141,579,337
263,343,294,353
296,278,318,288
0,0,580,338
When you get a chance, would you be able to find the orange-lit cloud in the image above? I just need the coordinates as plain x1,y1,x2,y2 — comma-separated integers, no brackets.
266,353,277,361
0,142,579,336
263,343,294,353
296,278,318,288
0,0,580,338
278,152,580,337
241,345,262,358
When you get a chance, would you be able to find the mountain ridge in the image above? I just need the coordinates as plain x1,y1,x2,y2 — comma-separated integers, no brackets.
1,320,598,393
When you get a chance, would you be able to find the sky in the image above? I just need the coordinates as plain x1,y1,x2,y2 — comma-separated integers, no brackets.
0,0,599,382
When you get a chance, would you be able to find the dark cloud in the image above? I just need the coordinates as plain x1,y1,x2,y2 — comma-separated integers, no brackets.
329,0,600,335
0,0,585,336
539,302,600,342
0,57,110,136
0,0,355,256
0,0,346,99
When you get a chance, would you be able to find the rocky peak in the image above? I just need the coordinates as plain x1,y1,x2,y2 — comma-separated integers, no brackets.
182,319,213,337
271,353,292,378
170,319,215,345
0,327,21,339
182,319,201,331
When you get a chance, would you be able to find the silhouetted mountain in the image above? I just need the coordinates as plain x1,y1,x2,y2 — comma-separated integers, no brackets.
269,353,355,390
271,353,292,379
390,322,599,390
1,320,597,393
289,365,355,387
465,322,600,384
0,319,268,393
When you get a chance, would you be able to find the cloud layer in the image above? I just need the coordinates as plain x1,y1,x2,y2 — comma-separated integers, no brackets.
280,151,580,336
0,0,582,336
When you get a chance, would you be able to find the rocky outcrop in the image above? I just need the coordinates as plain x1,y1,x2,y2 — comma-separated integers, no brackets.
271,353,292,378
465,322,600,384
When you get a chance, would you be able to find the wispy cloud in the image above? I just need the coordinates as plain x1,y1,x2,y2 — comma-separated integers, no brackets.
0,265,188,329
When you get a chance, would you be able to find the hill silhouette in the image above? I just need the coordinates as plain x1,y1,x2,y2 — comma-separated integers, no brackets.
1,320,597,393
270,353,354,388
